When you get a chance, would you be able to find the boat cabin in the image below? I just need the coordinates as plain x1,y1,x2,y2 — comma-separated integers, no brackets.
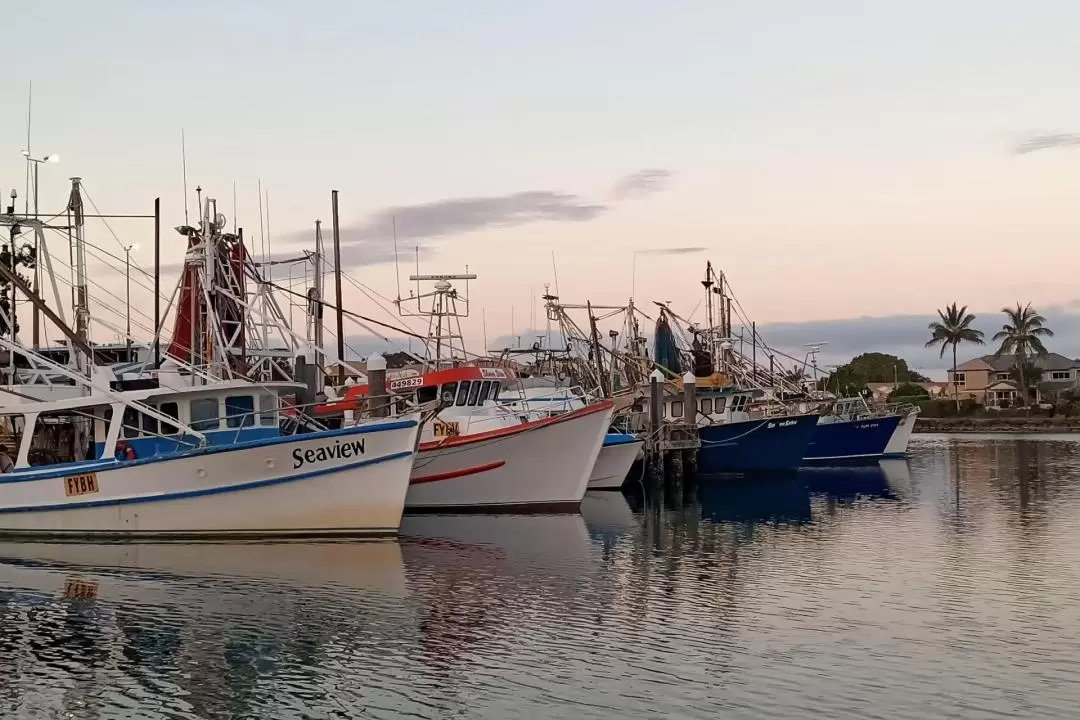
646,384,764,427
0,380,297,471
318,366,518,440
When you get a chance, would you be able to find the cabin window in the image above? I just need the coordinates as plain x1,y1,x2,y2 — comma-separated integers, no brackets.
671,400,684,418
731,395,747,411
478,381,492,404
159,402,179,434
417,385,438,404
700,398,713,415
660,403,667,418
456,381,471,406
226,395,256,428
715,397,727,413
141,411,158,436
491,383,501,401
122,407,140,438
440,382,457,404
190,398,221,431
258,395,277,426
467,381,482,406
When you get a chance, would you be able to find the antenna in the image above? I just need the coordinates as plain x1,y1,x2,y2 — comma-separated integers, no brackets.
24,80,31,215
232,181,238,233
257,179,266,267
181,129,190,224
393,215,401,302
551,251,561,298
264,187,272,286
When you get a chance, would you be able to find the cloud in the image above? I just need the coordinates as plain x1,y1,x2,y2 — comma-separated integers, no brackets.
1014,133,1080,154
279,169,675,269
745,302,1080,377
610,169,674,200
638,247,706,256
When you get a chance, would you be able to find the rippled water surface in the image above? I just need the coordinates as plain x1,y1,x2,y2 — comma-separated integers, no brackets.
3,435,1080,719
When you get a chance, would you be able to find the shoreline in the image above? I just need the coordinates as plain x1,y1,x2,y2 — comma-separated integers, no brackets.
915,417,1080,434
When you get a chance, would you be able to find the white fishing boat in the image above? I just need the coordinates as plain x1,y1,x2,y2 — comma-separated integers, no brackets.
0,377,419,538
320,366,614,512
495,378,643,490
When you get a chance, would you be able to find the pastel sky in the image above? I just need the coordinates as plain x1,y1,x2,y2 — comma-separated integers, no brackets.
4,1,1080,365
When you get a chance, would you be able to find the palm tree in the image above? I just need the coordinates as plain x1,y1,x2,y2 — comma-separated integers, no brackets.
926,303,985,411
992,302,1054,407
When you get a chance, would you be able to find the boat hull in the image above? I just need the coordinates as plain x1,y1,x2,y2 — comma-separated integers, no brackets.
803,414,902,463
0,418,419,539
698,413,819,472
883,410,918,457
587,435,643,490
406,401,614,512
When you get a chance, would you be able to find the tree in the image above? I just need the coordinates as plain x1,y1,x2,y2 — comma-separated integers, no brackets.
925,302,985,412
0,240,36,339
888,382,930,402
993,302,1053,408
825,352,929,396
781,367,808,384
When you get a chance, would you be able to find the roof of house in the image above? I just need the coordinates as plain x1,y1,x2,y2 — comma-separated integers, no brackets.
1038,380,1075,393
986,379,1020,391
956,352,1080,373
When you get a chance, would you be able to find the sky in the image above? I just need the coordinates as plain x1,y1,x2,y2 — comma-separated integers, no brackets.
4,1,1080,371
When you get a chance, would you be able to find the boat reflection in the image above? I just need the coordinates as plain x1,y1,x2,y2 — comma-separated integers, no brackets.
696,473,813,524
799,462,902,503
0,540,411,719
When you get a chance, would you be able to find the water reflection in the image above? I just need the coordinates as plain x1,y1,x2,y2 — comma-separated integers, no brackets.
0,439,1079,718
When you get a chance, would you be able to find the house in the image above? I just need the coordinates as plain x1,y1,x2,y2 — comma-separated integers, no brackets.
868,382,951,403
947,353,1080,407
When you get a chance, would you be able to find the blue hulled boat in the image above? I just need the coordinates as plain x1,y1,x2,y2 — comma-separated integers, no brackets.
698,411,821,472
803,414,902,463
803,397,905,463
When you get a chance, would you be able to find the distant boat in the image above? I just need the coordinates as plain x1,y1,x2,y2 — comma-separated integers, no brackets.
803,397,915,463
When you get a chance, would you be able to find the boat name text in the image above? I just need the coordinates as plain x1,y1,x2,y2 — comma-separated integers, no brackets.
292,439,366,469
767,420,798,429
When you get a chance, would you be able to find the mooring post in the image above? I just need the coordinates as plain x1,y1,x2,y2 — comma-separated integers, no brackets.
681,371,699,487
648,369,665,498
368,352,388,417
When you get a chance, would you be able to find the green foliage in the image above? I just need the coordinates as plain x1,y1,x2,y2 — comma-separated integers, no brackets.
825,352,928,395
993,303,1053,359
993,302,1054,408
888,382,930,402
925,302,985,359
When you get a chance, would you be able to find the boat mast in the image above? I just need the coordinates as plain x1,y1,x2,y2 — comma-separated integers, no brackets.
311,218,325,388
586,300,609,396
331,190,344,383
398,270,476,370
702,261,715,372
68,177,91,376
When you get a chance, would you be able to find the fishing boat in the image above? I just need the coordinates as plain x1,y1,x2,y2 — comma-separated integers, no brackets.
0,373,419,538
320,365,614,512
653,382,820,472
494,379,643,490
650,300,820,472
803,397,912,463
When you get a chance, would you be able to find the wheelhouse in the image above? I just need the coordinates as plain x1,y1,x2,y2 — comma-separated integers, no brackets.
0,380,298,470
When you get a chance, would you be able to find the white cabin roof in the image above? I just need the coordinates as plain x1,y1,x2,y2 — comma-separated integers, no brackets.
0,379,304,416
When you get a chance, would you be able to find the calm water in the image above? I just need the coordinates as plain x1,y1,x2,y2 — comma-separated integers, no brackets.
2,436,1080,719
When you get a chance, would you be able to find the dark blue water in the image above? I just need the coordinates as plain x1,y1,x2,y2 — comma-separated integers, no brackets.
1,435,1079,719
